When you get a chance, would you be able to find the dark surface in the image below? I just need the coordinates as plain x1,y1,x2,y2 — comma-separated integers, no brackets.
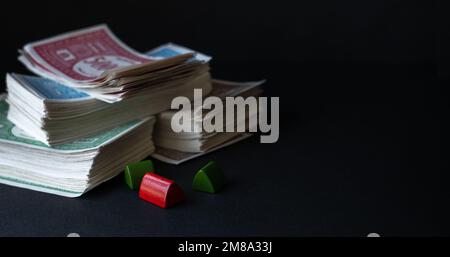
0,71,448,237
0,1,448,236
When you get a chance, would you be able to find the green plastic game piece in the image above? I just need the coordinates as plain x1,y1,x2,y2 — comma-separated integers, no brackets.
192,161,226,193
124,160,155,190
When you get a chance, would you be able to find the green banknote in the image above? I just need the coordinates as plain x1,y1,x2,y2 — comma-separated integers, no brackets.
0,95,145,151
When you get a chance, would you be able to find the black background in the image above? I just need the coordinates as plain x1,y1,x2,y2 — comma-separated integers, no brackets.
0,0,448,236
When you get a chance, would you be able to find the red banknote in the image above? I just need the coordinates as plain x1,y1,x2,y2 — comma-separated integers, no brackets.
18,24,207,103
23,24,155,82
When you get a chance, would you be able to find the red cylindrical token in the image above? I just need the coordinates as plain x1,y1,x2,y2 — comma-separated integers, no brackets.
139,173,184,208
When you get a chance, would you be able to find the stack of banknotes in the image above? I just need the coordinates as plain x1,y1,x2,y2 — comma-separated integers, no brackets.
0,24,263,196
6,70,211,145
152,79,264,164
0,94,156,197
18,25,209,103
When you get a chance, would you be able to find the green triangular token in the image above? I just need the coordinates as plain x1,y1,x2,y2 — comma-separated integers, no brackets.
124,160,154,190
192,161,226,193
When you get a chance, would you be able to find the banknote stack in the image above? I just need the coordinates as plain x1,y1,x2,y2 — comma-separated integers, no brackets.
6,71,210,145
152,79,264,164
0,24,263,197
8,27,212,145
1,25,212,196
19,24,210,103
6,42,263,164
0,94,156,197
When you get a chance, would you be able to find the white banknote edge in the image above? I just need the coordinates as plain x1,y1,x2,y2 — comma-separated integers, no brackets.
0,119,151,153
151,133,253,165
0,175,83,197
1,93,154,153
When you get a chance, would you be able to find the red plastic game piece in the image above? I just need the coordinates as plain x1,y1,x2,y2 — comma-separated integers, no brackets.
138,173,185,208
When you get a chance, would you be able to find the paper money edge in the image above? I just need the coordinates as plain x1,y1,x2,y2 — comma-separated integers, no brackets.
151,133,253,165
0,173,83,197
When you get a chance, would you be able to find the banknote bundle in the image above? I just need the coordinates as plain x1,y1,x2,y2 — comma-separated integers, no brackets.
18,24,210,103
7,36,264,164
0,94,155,197
152,79,265,164
7,44,212,145
6,72,263,165
1,24,264,197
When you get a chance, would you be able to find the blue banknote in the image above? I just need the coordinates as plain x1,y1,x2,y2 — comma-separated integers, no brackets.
146,43,211,62
147,47,182,59
12,74,90,100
